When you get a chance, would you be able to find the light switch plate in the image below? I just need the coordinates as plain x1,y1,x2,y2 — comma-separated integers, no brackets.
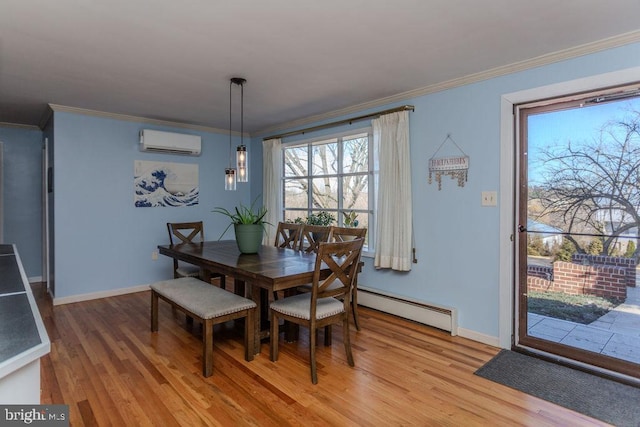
481,191,497,207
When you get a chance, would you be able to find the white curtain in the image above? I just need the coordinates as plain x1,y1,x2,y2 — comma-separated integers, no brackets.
262,138,282,245
373,111,413,271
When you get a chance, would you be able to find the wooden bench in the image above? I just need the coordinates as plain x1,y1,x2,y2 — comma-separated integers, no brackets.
150,277,256,377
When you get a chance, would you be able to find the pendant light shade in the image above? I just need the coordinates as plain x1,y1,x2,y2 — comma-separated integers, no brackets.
236,144,248,182
234,77,248,183
224,167,236,191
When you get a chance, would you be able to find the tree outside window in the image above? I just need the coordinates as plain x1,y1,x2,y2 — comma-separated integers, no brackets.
283,130,373,247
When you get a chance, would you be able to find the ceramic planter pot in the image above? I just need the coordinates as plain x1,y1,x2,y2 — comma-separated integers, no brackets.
234,223,264,254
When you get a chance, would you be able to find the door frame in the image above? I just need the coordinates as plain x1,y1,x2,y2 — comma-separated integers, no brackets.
498,67,640,375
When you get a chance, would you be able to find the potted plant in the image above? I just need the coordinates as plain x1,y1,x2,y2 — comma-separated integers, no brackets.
212,198,269,254
294,211,336,226
294,211,335,242
343,210,359,227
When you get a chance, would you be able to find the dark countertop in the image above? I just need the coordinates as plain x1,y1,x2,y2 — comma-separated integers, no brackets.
0,294,41,362
0,254,25,294
0,244,50,377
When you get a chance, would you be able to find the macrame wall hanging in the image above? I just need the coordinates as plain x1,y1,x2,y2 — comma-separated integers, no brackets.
428,134,469,190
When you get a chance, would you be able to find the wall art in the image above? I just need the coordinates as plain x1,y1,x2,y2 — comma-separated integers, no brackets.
134,160,199,207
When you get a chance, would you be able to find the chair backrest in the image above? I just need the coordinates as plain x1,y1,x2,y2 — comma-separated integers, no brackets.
310,238,365,317
274,222,304,249
329,226,367,242
298,225,331,253
167,221,204,245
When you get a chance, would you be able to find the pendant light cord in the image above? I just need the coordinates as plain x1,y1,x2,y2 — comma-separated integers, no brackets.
240,81,244,147
228,79,233,168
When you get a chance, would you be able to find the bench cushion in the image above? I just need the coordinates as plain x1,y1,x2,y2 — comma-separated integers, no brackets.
150,277,255,319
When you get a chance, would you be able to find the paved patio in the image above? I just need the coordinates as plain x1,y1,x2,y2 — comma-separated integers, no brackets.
528,286,640,364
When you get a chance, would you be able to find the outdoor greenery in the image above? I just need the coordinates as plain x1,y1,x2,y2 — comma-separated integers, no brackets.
528,291,623,324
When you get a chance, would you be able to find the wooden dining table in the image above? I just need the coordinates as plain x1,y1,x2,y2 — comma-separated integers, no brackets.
157,240,322,354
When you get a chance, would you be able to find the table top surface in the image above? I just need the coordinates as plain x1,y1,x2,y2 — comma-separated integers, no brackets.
158,240,320,290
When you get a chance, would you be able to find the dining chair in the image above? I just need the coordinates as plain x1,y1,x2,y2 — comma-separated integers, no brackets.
167,221,226,289
298,225,331,253
269,238,365,384
329,226,368,330
274,222,304,249
329,225,367,242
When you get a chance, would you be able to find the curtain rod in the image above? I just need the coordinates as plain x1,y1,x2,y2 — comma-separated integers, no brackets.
262,105,415,141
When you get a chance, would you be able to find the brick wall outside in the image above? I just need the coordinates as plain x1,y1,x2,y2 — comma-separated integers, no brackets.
527,260,628,300
571,254,636,287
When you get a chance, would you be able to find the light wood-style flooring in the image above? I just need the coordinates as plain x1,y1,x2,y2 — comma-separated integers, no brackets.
34,283,609,426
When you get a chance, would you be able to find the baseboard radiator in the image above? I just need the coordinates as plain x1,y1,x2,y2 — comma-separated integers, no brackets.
357,287,458,336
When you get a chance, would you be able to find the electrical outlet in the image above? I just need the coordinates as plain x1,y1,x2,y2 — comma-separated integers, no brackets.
152,251,158,260
481,191,497,207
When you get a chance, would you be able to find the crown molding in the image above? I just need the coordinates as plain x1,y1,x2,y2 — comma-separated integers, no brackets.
0,122,41,131
255,30,640,137
46,104,237,135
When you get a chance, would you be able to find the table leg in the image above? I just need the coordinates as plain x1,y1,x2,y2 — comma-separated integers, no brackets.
200,268,211,283
234,279,245,297
251,283,262,355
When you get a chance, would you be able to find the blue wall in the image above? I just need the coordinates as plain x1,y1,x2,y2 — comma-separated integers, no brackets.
250,42,640,339
52,113,251,298
0,126,43,279
8,40,637,341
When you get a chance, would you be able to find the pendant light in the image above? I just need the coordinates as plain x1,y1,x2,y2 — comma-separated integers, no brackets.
234,78,248,182
225,77,246,190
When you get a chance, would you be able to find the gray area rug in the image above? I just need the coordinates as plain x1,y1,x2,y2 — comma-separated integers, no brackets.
474,350,640,427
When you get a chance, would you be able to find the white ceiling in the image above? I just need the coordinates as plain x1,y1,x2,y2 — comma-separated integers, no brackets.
1,0,640,134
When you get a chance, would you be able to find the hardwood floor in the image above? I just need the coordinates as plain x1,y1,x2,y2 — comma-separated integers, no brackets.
33,283,609,426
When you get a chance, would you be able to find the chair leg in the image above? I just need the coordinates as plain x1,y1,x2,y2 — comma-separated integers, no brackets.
310,325,318,384
151,291,159,332
343,316,354,367
270,311,279,362
352,288,361,331
203,319,213,377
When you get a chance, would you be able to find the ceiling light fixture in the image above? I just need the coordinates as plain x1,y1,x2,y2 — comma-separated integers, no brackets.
234,78,248,183
225,77,247,190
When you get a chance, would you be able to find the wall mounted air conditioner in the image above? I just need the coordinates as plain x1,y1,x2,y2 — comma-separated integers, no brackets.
139,129,201,156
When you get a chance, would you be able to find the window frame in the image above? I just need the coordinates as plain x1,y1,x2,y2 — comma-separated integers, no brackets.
281,127,375,252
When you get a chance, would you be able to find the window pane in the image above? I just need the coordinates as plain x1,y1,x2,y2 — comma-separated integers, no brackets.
311,177,337,209
284,146,308,177
284,178,308,209
312,141,337,176
342,175,368,210
343,135,368,173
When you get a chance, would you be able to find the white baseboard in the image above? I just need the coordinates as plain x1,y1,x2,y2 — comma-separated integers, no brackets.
457,327,500,347
28,276,43,283
53,284,150,306
358,286,458,335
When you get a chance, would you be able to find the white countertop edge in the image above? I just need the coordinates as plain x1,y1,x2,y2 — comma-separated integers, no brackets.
0,341,50,380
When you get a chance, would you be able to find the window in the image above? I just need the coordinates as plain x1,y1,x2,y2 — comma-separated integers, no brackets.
282,128,374,248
